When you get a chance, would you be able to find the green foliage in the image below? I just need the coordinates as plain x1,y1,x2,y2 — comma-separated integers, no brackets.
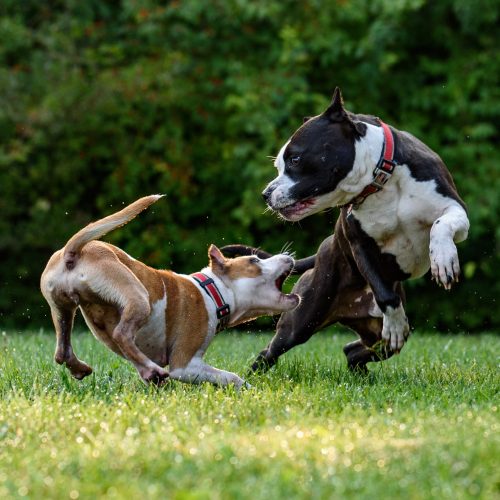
0,0,498,329
0,330,499,497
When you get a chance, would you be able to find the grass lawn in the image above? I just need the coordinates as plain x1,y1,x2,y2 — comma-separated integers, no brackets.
0,327,498,499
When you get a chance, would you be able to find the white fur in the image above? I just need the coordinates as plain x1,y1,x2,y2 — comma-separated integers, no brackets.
270,139,304,211
169,355,248,389
322,123,383,206
226,255,297,324
381,304,409,352
134,290,168,366
366,286,383,318
352,165,469,279
274,139,290,174
81,215,132,241
429,205,469,289
267,173,296,210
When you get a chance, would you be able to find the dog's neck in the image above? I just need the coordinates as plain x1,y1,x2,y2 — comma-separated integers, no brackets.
334,122,386,206
193,267,267,330
192,267,236,330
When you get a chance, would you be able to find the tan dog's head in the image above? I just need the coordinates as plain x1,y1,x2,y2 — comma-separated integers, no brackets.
207,245,300,326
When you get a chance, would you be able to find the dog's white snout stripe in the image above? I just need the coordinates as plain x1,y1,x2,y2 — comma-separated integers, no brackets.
274,140,290,174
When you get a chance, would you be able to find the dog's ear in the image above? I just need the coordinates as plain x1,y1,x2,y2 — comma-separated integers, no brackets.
208,244,226,272
352,121,367,138
324,87,346,122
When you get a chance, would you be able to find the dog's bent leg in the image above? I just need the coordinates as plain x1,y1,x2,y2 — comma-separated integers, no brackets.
170,356,248,389
341,283,405,371
348,273,408,353
252,236,342,372
112,299,168,385
51,306,93,380
429,204,469,289
347,231,409,353
87,260,168,384
169,324,248,389
342,320,394,372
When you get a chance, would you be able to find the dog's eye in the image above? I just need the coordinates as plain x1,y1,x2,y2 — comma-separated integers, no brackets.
249,257,260,264
290,156,301,166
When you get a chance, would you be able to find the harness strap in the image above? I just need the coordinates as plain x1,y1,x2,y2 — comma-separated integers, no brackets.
191,272,231,332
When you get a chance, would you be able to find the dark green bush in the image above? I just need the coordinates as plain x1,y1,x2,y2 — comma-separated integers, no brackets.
0,0,497,330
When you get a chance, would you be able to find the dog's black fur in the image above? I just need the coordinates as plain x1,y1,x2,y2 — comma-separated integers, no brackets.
223,230,403,372
223,88,468,372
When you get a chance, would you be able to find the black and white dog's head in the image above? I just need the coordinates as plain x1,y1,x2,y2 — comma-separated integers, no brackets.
263,88,374,221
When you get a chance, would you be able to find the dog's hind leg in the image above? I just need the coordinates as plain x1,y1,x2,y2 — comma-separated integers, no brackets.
342,319,394,373
51,305,93,380
111,302,168,385
79,256,168,385
341,283,405,371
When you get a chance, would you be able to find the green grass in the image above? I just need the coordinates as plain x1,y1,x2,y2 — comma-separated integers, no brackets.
0,328,498,499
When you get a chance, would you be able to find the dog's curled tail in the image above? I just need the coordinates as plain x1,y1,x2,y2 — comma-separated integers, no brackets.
63,194,164,270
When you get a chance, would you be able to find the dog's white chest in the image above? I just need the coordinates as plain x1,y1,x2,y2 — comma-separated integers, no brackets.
134,294,168,365
353,165,454,278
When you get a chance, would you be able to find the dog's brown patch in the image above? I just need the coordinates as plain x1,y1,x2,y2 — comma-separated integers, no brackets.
162,272,209,370
224,257,262,280
112,245,165,303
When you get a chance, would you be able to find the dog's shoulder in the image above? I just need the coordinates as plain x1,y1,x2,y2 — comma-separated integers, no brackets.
349,112,466,210
392,128,466,209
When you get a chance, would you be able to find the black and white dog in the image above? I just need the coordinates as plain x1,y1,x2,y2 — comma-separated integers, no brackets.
224,88,469,372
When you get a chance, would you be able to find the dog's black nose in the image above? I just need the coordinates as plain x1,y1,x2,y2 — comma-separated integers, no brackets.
262,186,273,204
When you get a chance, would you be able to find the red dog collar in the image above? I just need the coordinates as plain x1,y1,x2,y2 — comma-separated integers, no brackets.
348,119,398,211
191,272,231,332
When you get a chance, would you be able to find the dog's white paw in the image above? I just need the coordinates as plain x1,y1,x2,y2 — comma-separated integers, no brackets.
430,239,460,290
382,305,410,352
233,377,253,391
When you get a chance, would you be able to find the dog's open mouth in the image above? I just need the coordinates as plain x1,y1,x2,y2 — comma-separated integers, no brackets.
278,198,315,219
272,266,300,309
275,269,291,292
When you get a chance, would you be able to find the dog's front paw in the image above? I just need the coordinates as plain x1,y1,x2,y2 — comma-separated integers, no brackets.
231,376,252,392
430,240,460,290
382,305,410,353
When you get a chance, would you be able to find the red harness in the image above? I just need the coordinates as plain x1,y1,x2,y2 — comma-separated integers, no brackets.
191,272,231,332
348,119,397,211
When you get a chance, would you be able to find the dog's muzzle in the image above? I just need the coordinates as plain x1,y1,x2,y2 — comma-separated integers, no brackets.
262,185,275,205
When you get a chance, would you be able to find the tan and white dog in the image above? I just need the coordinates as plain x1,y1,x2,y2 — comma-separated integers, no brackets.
40,195,299,388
